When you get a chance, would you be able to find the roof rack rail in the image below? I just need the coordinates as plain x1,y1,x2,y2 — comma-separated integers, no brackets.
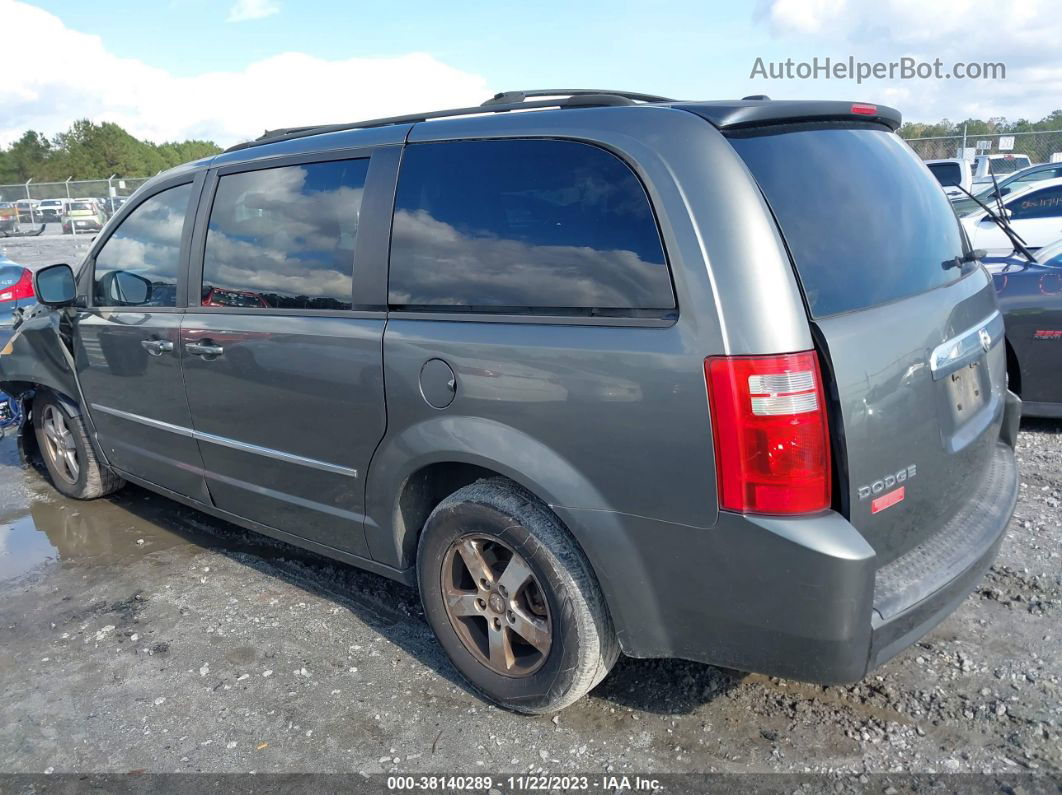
224,89,674,153
481,89,674,106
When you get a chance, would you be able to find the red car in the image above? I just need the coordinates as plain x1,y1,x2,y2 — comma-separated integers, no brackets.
202,287,270,308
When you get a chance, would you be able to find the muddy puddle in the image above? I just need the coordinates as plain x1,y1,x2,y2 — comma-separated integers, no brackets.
0,439,193,581
0,434,330,583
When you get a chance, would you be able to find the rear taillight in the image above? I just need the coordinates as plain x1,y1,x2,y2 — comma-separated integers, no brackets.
0,270,33,303
705,351,831,515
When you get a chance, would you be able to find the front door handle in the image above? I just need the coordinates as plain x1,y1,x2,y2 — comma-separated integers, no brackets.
185,341,224,358
140,339,174,356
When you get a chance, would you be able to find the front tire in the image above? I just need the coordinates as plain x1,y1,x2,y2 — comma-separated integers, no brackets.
417,478,618,714
32,393,124,500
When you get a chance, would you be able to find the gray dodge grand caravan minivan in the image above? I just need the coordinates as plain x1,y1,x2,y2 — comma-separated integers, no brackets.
2,90,1021,713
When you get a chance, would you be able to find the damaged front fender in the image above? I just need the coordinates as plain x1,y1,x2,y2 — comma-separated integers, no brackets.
0,305,82,410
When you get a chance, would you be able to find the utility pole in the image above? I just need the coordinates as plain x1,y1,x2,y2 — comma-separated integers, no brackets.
24,179,35,226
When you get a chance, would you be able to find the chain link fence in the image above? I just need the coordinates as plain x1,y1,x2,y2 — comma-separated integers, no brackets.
0,176,152,215
904,128,1062,163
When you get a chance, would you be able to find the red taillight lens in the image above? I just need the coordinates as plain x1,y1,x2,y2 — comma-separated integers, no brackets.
705,351,831,515
850,103,877,115
0,269,34,303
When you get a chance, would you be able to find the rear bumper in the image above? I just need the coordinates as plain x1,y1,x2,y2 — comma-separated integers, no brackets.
1020,400,1062,419
557,399,1020,684
867,437,1017,672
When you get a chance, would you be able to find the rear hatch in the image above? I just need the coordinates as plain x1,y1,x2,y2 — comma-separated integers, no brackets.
726,121,1006,566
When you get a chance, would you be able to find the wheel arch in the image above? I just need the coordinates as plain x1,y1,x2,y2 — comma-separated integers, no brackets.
364,416,611,574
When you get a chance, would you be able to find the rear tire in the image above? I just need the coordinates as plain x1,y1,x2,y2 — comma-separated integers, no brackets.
417,478,618,714
32,392,124,500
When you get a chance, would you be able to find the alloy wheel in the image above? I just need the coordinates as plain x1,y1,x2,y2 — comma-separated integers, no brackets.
41,404,79,484
441,534,552,677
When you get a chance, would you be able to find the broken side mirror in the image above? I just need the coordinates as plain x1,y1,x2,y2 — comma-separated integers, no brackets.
34,263,77,307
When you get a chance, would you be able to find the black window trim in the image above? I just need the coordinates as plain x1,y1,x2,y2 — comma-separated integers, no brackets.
187,145,395,318
81,171,205,313
384,136,679,326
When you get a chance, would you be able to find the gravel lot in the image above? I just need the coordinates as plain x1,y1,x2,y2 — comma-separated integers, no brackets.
0,224,94,270
0,235,1059,782
0,422,1058,778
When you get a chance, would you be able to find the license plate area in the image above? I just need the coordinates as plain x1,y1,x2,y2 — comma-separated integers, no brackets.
945,360,986,423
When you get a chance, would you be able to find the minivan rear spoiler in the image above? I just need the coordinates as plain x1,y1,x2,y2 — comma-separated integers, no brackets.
674,100,902,132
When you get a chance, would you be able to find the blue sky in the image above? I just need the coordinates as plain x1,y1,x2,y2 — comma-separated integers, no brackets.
39,0,773,96
3,0,1059,146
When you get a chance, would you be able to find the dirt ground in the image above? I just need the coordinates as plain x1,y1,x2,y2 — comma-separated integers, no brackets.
0,420,1058,779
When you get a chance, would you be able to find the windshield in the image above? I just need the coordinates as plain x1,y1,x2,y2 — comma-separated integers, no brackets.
952,176,1020,217
730,124,969,317
69,202,93,211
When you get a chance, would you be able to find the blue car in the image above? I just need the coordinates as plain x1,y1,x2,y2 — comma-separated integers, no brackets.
984,238,1062,418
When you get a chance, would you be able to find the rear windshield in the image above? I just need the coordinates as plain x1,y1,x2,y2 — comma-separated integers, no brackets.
729,124,968,317
927,162,962,187
990,156,1030,175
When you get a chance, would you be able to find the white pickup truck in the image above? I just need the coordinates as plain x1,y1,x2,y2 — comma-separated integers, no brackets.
925,158,973,198
925,153,1035,198
972,153,1033,188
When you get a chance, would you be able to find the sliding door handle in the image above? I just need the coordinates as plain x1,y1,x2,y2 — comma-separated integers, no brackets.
140,339,174,356
185,341,224,358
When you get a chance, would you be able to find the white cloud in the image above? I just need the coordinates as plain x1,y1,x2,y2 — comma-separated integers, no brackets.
0,0,491,147
766,0,845,34
227,0,280,23
756,0,1062,123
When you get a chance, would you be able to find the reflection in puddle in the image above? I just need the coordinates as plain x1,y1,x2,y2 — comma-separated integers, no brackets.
0,435,337,584
0,486,193,583
0,513,57,581
0,433,198,582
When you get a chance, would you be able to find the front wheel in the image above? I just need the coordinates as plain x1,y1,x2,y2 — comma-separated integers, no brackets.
417,478,618,714
32,393,124,500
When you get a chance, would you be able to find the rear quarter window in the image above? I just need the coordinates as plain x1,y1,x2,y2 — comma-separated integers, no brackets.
388,139,674,314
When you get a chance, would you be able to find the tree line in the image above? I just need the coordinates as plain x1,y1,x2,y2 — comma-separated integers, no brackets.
0,120,222,184
3,109,1062,184
898,109,1062,139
